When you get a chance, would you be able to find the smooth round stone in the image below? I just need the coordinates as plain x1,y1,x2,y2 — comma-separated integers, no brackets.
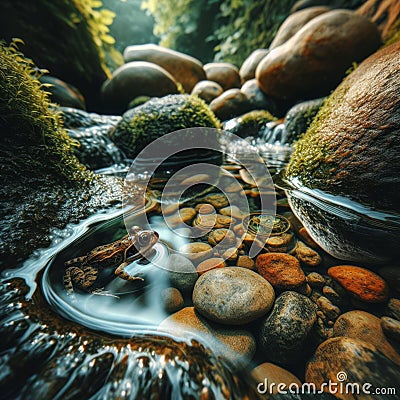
328,265,389,303
259,291,317,364
251,362,302,394
298,227,319,248
295,241,321,267
190,80,223,103
381,316,400,343
305,337,400,392
214,215,234,229
239,49,269,83
204,62,241,91
220,206,245,219
180,174,212,186
179,243,214,264
256,253,307,292
166,254,199,293
161,287,184,313
193,267,275,325
158,307,256,370
222,247,238,263
166,207,197,227
208,228,237,247
333,310,400,365
196,258,226,275
209,89,251,121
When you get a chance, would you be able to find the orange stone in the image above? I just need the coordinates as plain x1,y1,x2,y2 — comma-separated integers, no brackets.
256,253,306,291
328,265,389,303
196,258,226,275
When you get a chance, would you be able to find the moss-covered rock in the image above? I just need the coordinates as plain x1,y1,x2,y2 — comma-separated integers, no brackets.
110,94,221,158
0,0,120,110
284,98,325,143
0,41,122,268
224,110,277,138
285,41,400,212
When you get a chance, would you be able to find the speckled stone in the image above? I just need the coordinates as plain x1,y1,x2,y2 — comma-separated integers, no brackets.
328,265,389,303
333,310,400,365
158,307,256,370
259,291,317,364
316,296,340,321
306,337,400,393
166,254,199,293
193,267,275,325
256,253,307,292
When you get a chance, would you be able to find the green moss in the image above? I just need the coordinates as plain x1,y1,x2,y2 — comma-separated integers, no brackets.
384,17,400,47
111,94,222,158
0,40,92,183
225,110,277,137
0,0,120,108
285,81,352,186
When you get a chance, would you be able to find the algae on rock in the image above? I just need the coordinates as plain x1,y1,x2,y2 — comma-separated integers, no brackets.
0,41,122,269
111,94,222,159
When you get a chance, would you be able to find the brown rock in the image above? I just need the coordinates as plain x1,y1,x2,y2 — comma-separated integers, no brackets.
328,265,389,303
388,298,400,320
357,0,400,42
204,62,241,91
166,207,197,227
298,227,319,249
381,316,400,343
196,258,226,275
251,362,302,394
199,193,229,209
333,310,400,365
256,253,307,291
317,296,340,321
236,255,255,270
101,61,179,113
222,247,238,263
158,307,256,370
270,6,331,49
123,44,206,92
209,89,251,121
306,337,400,393
239,49,269,83
208,228,237,248
295,241,321,267
161,287,184,313
191,80,223,103
307,272,326,288
179,242,214,264
240,79,276,111
256,10,381,100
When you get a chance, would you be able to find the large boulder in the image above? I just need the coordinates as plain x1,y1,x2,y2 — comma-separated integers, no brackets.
110,94,221,158
256,9,381,100
270,6,331,49
101,61,179,114
283,41,400,262
123,44,206,93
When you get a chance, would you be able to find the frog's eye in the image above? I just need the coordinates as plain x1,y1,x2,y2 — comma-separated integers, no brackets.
138,232,151,247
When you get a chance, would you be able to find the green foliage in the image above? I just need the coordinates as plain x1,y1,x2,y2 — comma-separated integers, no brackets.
142,0,297,65
0,0,120,107
0,40,92,183
111,94,222,158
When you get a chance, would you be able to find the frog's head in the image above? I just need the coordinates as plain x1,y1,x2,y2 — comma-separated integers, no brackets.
129,226,159,255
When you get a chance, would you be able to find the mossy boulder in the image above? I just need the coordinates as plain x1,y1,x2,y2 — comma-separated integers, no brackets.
110,94,222,159
284,97,325,143
286,41,400,212
0,41,122,268
224,110,277,138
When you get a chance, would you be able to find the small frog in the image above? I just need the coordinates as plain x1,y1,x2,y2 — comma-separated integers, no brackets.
63,226,159,296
